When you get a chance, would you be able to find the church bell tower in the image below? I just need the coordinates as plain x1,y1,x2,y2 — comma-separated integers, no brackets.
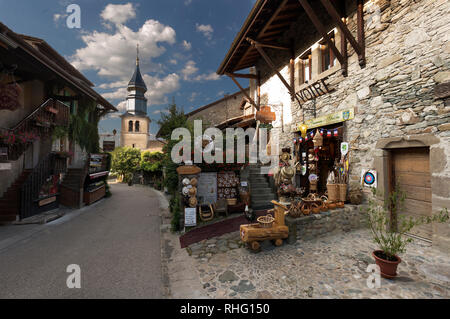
120,44,151,150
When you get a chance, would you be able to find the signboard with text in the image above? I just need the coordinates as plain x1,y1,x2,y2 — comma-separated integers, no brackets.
296,108,355,131
184,208,197,227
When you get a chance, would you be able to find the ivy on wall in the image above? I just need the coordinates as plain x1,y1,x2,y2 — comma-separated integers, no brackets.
69,98,100,154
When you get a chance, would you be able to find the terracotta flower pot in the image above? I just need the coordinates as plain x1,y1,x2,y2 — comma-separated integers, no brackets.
372,250,402,279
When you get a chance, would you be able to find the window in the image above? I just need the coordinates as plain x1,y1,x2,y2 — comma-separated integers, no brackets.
298,50,312,85
135,121,140,132
320,32,336,72
128,121,133,132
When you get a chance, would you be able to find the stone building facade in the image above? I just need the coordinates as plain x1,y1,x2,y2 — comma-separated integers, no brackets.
187,89,250,127
218,0,450,251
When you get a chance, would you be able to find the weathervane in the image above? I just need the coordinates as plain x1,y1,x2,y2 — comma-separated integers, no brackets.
136,43,140,66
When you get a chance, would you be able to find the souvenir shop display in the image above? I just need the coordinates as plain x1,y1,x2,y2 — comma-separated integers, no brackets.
275,148,296,205
288,127,352,219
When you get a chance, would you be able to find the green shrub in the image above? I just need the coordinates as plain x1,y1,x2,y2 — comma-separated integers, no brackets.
364,187,449,260
170,194,181,232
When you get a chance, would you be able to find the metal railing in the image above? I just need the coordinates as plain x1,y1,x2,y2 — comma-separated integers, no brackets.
0,98,70,161
19,153,67,219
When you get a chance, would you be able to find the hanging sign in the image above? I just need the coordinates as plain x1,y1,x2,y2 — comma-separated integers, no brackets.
341,142,349,156
184,208,197,227
256,106,276,124
297,108,355,131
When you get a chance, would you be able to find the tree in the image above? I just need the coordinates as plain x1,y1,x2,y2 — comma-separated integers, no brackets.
140,151,164,172
157,100,192,231
110,147,141,182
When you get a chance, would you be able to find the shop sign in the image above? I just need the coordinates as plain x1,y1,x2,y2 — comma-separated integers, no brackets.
295,78,332,103
256,106,276,123
297,107,355,131
39,196,56,207
197,172,217,205
184,208,197,227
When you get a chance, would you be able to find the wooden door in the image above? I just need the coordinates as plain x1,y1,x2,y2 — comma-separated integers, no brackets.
391,148,432,240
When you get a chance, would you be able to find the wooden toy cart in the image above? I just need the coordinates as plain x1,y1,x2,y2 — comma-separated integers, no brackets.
240,200,289,251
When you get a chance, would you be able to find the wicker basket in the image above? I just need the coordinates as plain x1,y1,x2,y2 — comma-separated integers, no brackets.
338,184,347,202
327,184,339,202
227,198,238,205
257,215,275,228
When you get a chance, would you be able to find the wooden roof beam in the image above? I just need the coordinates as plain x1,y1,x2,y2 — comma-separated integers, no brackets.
234,0,291,72
226,73,259,111
297,0,345,66
246,38,290,51
247,38,304,108
226,72,258,79
319,0,365,67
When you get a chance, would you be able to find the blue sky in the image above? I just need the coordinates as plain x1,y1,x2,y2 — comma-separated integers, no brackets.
0,0,256,135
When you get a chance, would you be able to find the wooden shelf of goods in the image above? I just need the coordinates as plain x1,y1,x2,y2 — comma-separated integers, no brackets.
83,184,106,205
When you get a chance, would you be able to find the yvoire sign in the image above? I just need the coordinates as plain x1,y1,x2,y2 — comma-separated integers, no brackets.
295,78,332,103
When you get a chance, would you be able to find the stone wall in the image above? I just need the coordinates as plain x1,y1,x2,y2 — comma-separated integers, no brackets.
187,89,249,127
285,205,368,244
251,0,450,251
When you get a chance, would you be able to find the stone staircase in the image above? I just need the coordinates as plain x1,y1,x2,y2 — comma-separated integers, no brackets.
248,166,277,211
0,170,31,222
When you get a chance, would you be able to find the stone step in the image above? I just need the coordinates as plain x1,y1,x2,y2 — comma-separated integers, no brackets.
252,193,276,201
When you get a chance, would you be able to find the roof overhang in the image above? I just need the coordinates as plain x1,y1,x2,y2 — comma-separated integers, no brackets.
0,22,117,112
217,0,304,75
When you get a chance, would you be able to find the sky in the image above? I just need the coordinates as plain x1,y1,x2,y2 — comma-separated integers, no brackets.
0,0,257,136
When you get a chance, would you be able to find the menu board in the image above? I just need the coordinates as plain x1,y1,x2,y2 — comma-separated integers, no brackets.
197,172,217,204
185,208,197,227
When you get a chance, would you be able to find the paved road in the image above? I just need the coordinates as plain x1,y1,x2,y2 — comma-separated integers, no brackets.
0,183,163,299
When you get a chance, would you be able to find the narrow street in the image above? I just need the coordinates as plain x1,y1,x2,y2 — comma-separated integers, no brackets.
0,183,163,299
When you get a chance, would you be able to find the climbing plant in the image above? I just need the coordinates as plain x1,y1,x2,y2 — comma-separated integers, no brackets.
69,98,100,154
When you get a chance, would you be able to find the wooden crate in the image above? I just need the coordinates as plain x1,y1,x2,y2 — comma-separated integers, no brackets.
83,185,106,206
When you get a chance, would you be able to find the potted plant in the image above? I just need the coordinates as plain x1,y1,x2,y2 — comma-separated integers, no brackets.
365,188,449,279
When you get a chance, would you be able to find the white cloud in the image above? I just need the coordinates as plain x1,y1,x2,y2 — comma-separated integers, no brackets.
196,23,214,40
101,73,180,106
98,80,128,89
101,3,137,26
169,59,178,65
184,0,193,5
180,60,221,82
153,109,170,115
181,60,199,80
193,72,220,81
71,20,176,78
188,92,198,102
182,40,192,51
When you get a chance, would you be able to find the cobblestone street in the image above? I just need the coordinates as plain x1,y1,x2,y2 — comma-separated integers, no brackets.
185,229,450,299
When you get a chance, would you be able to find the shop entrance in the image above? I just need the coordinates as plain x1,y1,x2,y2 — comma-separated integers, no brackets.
295,124,343,195
391,147,432,241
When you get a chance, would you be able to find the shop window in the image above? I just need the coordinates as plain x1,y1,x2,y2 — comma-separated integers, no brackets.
135,121,140,132
298,51,312,85
128,121,133,132
320,32,336,72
